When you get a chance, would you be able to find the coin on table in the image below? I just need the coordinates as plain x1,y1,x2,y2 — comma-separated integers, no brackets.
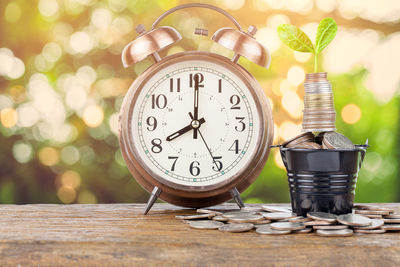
262,212,297,221
256,225,291,235
288,216,312,223
240,206,263,212
383,218,400,224
271,222,305,231
228,214,265,223
294,227,313,234
212,215,229,222
197,209,223,215
316,229,354,237
189,220,224,230
313,225,349,230
381,224,400,231
353,204,394,213
364,214,383,219
353,219,384,230
355,209,390,216
176,213,215,220
307,212,337,223
322,132,354,149
254,223,271,228
222,210,256,218
261,205,292,213
218,223,254,233
384,213,400,219
253,219,271,225
304,220,334,226
336,214,372,227
354,229,386,234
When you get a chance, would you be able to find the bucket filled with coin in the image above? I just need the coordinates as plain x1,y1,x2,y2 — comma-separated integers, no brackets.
276,18,368,216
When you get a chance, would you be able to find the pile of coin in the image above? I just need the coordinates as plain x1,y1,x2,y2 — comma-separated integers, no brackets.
175,204,400,237
302,72,336,132
282,131,354,150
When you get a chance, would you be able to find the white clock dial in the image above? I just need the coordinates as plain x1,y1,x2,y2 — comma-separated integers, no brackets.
130,59,261,187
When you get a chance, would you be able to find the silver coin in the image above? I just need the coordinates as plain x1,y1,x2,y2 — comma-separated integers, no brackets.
189,220,224,230
323,132,354,149
253,219,271,225
316,229,354,237
313,225,349,230
254,223,271,228
270,222,305,231
197,209,222,215
384,213,400,219
212,215,229,222
364,214,383,219
353,204,395,213
294,227,313,234
304,220,334,226
307,212,337,223
261,205,292,213
262,212,297,221
383,218,400,224
222,210,256,218
256,225,291,235
354,229,386,234
381,224,400,231
228,214,265,223
287,216,312,223
240,206,263,212
355,209,390,216
353,219,384,230
336,214,372,226
176,213,215,220
218,223,254,233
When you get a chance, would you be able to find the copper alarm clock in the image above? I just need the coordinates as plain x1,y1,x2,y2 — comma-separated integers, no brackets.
119,3,274,214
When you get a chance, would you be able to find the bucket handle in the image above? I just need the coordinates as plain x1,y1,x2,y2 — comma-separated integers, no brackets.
270,145,288,169
355,144,368,169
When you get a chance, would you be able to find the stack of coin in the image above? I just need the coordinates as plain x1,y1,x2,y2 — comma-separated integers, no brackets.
174,204,400,237
302,72,336,132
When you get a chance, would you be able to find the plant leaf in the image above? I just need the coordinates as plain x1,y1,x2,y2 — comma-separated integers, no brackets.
315,18,337,54
277,24,314,53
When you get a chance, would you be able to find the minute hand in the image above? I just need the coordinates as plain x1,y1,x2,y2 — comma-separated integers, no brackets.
192,74,203,139
166,118,206,141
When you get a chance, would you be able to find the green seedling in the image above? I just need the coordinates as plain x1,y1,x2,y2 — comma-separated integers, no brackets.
277,18,337,73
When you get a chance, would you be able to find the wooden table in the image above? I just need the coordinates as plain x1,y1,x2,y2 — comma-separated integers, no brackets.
0,203,399,266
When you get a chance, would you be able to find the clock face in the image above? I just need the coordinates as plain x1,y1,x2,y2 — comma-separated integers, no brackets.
129,58,262,187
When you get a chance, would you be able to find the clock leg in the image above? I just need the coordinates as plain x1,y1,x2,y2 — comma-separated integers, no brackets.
144,186,162,215
230,187,245,209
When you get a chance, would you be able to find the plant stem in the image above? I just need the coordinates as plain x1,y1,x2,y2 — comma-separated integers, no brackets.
314,53,318,73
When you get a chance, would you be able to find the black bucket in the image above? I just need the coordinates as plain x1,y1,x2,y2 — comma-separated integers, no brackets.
277,145,367,216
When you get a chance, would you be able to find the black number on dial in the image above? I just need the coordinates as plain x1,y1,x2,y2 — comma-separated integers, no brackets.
151,138,162,153
229,139,240,154
212,156,223,172
151,94,167,109
169,78,180,92
230,95,241,110
146,116,157,131
234,117,246,132
168,156,178,171
189,161,200,176
189,73,204,88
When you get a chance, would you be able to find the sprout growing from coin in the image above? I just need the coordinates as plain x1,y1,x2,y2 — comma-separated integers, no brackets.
277,18,337,73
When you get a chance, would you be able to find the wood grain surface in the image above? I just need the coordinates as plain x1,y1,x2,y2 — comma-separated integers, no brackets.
0,203,399,266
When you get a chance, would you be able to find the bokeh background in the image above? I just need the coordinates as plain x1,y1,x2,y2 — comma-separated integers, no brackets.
0,0,399,205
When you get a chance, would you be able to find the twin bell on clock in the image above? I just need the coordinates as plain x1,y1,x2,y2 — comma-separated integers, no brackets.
119,3,274,214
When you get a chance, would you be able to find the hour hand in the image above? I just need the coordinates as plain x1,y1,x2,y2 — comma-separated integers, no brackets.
166,118,206,142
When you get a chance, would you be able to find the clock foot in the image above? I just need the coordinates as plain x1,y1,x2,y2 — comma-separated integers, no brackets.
230,187,245,209
144,186,162,215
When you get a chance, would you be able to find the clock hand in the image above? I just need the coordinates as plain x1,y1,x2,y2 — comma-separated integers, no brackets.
192,73,203,139
166,117,206,141
189,112,219,169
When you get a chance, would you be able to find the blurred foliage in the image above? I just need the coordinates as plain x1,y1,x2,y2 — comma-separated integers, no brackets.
0,0,399,204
